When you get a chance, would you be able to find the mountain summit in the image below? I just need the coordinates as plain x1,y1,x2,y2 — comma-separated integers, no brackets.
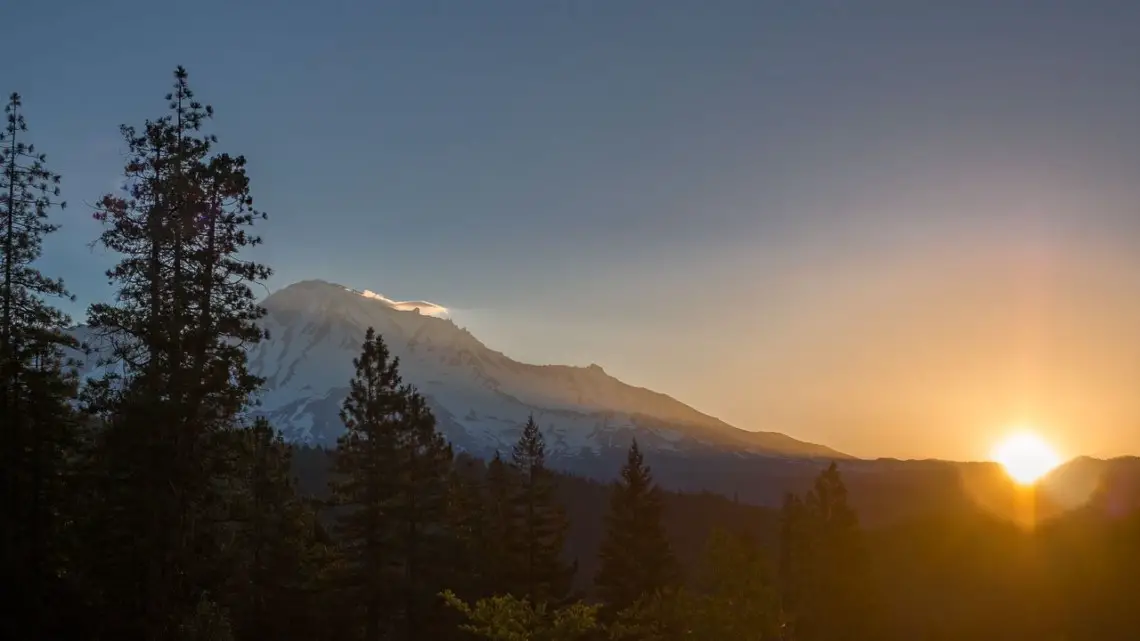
244,280,843,459
70,279,844,461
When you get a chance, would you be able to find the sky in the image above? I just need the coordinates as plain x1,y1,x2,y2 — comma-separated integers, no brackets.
6,1,1140,460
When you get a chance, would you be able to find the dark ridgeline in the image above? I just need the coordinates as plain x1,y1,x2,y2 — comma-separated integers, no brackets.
1,66,1140,641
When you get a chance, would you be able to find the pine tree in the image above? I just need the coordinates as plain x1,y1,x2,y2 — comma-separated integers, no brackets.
595,439,677,614
804,463,856,532
482,451,518,596
329,327,405,641
0,91,79,641
80,67,271,640
509,415,574,604
777,491,807,633
0,91,72,415
694,529,781,640
612,529,781,641
219,419,326,641
437,454,493,639
781,463,876,641
390,389,454,640
331,327,460,641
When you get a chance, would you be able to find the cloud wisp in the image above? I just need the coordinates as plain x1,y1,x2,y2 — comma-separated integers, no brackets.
354,288,450,318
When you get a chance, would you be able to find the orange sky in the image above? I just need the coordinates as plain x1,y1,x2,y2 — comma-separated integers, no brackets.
460,211,1140,462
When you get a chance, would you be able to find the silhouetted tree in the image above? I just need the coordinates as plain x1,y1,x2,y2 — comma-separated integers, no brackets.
483,450,519,596
329,327,405,641
0,91,79,641
595,439,677,614
694,529,781,640
612,529,780,641
510,415,575,604
436,454,493,639
389,389,454,640
216,419,327,641
777,491,806,632
329,327,461,640
781,462,877,641
80,66,271,639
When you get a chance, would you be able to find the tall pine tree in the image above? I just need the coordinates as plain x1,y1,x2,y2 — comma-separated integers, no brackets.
510,415,574,604
780,462,877,641
389,389,454,640
777,491,807,633
482,451,518,596
330,327,457,640
0,91,79,641
330,327,405,641
694,529,781,640
81,67,271,640
594,439,677,615
438,453,493,637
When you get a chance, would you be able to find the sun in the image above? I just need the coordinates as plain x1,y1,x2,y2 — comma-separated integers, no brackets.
990,431,1062,485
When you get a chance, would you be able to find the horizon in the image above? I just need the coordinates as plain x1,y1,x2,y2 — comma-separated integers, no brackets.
9,1,1140,461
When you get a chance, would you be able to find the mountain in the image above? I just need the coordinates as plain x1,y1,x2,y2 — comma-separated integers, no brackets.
71,279,844,464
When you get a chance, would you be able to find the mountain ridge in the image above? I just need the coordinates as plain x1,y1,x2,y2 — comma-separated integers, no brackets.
68,279,848,462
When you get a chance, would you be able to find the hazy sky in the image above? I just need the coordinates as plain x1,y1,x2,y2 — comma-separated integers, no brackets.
7,1,1140,460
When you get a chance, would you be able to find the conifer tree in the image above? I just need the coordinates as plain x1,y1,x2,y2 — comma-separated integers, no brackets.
220,419,325,641
390,389,454,640
482,450,519,596
777,491,807,631
595,439,677,614
694,529,781,640
81,67,271,640
780,463,876,641
611,529,781,641
330,327,405,641
331,327,460,641
438,454,493,637
0,91,79,641
510,415,574,604
0,91,72,413
86,66,269,414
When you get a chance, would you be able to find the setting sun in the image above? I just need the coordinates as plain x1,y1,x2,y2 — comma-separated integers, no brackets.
991,431,1062,485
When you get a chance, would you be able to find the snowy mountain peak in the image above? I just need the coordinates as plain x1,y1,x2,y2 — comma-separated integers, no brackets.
268,279,451,320
244,280,843,460
70,279,846,463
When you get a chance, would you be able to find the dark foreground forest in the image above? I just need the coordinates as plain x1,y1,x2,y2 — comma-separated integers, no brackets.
2,68,1139,641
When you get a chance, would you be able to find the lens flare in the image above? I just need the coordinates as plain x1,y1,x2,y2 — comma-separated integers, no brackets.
990,431,1061,485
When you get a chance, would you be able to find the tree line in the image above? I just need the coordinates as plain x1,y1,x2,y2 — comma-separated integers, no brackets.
0,67,874,641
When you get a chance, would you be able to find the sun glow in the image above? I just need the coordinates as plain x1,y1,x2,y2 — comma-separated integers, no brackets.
990,430,1062,485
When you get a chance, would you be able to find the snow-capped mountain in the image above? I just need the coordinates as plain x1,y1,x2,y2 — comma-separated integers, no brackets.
72,279,845,462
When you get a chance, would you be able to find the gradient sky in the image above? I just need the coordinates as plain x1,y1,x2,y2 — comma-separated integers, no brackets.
7,1,1140,460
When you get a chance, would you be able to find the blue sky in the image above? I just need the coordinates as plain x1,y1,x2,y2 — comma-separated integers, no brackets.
7,1,1140,458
